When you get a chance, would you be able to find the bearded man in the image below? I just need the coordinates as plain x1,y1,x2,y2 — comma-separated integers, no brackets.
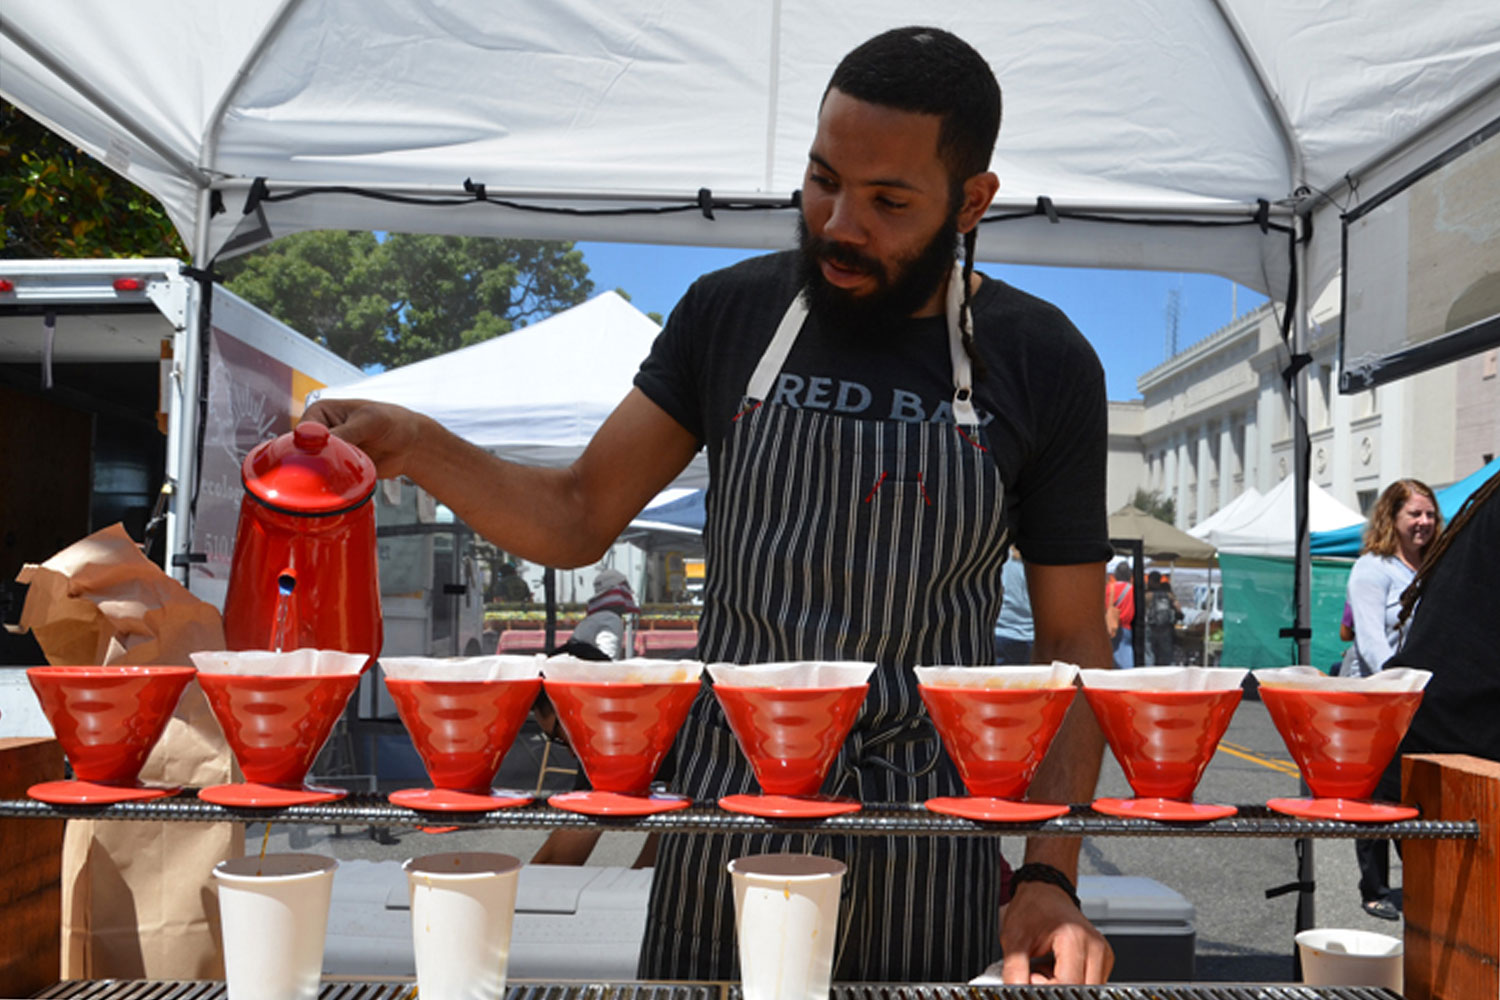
306,26,1114,986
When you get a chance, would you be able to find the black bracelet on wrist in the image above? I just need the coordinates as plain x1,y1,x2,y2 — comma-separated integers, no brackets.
1011,862,1082,910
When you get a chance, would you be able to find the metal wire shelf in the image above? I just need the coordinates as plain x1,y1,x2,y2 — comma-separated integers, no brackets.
0,793,1477,840
27,979,1404,999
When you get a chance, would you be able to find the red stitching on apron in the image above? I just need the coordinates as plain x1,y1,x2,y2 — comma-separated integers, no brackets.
916,472,933,506
862,471,889,503
957,426,988,452
732,400,763,422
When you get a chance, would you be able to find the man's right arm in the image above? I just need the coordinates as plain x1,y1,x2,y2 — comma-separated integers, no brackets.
302,387,700,568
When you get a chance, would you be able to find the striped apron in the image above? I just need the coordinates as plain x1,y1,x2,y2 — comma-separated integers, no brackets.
638,263,1012,982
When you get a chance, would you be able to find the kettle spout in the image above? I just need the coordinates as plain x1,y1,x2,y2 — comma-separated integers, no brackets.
277,569,298,595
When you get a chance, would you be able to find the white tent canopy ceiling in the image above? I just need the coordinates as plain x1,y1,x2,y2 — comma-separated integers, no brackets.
6,0,1500,302
6,0,1500,622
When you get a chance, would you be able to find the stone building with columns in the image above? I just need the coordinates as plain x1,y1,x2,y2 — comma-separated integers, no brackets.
1121,299,1500,529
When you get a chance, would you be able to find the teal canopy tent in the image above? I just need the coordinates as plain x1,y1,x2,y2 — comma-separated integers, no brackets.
1309,455,1500,556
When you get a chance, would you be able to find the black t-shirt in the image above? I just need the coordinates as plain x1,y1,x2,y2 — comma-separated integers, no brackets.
634,251,1110,566
1389,479,1500,762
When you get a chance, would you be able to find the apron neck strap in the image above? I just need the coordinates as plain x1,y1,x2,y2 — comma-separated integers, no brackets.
744,261,979,426
946,259,978,425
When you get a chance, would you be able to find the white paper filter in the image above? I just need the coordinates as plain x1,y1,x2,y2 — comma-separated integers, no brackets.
540,655,703,684
1078,666,1248,691
381,655,543,682
707,661,876,688
914,662,1079,689
189,649,366,676
1255,665,1431,692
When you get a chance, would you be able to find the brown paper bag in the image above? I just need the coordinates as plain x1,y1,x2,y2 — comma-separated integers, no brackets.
14,523,244,979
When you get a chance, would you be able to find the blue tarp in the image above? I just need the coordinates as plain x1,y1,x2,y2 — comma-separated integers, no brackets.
643,489,707,531
1309,455,1500,556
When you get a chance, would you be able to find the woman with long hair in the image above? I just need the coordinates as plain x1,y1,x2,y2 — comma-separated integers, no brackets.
1346,477,1442,920
1346,479,1442,677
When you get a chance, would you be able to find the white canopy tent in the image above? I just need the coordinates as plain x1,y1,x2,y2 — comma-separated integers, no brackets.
5,0,1500,620
310,290,708,486
1187,487,1261,540
1199,477,1364,557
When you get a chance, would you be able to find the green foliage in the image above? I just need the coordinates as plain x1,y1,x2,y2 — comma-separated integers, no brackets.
1132,487,1176,524
0,101,186,259
219,232,595,367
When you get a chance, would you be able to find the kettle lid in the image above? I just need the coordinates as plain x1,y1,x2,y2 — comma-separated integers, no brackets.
241,422,376,514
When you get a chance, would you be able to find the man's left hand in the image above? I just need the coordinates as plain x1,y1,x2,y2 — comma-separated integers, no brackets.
998,880,1114,984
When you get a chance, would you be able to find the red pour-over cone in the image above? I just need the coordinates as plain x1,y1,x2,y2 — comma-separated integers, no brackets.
385,676,542,811
1085,687,1242,821
712,684,868,818
197,671,362,806
27,665,196,804
919,684,1075,822
1261,685,1424,822
544,679,700,816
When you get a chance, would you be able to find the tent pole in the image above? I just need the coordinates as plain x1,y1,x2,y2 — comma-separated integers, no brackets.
1131,541,1144,667
1291,210,1317,947
165,186,215,585
543,568,557,654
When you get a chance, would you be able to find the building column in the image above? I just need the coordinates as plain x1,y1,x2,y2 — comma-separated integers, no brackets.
1219,415,1235,510
1196,429,1212,526
1164,438,1179,523
1176,433,1193,528
1244,406,1260,492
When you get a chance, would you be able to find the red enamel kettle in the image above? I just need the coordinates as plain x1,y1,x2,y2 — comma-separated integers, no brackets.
221,421,383,669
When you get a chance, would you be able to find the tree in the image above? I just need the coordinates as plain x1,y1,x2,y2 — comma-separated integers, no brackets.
1132,487,1176,525
1,101,186,259
219,232,595,368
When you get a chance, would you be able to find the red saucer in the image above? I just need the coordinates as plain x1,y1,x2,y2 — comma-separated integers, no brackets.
198,782,348,808
28,780,180,805
549,790,691,816
718,793,862,819
1092,796,1237,821
1267,797,1419,822
924,796,1070,823
388,787,532,812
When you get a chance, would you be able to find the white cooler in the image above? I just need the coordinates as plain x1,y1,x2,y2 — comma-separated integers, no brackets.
1078,875,1197,981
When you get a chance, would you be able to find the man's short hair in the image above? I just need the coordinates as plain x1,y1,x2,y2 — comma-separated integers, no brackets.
825,26,1002,185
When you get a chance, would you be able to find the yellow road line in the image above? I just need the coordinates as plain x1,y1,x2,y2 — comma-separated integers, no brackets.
1217,740,1302,777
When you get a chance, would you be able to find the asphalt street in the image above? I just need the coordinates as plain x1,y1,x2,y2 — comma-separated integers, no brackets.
265,694,1406,984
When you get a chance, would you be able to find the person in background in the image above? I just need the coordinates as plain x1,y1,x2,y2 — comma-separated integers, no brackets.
994,547,1034,664
565,568,639,660
494,561,532,603
1345,477,1442,920
1105,562,1135,668
1332,602,1359,676
1142,571,1180,666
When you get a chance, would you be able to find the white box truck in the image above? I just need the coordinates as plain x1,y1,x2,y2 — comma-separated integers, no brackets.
0,257,365,617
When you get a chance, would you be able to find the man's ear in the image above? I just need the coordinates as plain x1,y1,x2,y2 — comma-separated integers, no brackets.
957,172,1000,234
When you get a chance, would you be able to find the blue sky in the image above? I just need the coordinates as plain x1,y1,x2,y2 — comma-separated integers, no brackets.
577,241,1267,402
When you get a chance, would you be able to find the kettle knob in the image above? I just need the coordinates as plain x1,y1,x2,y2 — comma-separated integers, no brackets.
293,422,330,452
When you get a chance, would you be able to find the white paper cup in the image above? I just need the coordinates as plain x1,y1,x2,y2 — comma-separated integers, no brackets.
405,852,523,1000
213,853,338,1000
1296,928,1403,990
730,853,846,1000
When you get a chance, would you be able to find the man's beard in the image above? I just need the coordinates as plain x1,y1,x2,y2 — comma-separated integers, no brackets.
796,210,960,339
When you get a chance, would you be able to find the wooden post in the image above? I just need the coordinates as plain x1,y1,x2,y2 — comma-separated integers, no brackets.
0,737,64,997
1403,753,1500,1000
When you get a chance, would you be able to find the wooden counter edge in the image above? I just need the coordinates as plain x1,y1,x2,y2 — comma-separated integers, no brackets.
0,737,65,999
1402,753,1500,1000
